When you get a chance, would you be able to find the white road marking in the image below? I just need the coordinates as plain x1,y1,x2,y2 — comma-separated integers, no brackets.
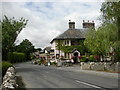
75,80,102,88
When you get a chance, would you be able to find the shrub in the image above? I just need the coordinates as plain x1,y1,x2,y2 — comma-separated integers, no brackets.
80,55,86,62
51,62,57,65
7,52,26,63
0,61,13,77
89,55,95,62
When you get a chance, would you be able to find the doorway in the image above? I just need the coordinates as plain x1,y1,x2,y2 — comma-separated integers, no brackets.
73,52,78,63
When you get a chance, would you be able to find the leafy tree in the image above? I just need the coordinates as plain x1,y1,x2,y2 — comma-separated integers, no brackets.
101,2,120,23
100,1,120,62
16,39,34,60
1,15,28,60
84,24,118,60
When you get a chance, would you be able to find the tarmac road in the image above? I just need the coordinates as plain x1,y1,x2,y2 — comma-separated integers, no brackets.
14,62,119,89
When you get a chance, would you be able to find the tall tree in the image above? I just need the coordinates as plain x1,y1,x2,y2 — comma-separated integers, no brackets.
84,24,118,61
16,39,34,60
100,1,120,62
1,15,28,60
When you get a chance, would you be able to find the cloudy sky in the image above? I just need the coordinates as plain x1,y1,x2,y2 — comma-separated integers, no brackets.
2,1,103,49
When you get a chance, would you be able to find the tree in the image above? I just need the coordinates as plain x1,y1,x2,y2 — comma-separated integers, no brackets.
101,2,120,23
100,1,120,62
55,40,64,58
1,15,28,60
16,39,35,60
84,23,118,61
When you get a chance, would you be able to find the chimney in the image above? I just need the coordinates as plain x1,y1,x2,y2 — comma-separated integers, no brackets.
83,20,95,28
69,20,75,29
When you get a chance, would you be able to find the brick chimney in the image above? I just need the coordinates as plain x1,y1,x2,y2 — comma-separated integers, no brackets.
82,20,95,28
69,20,75,29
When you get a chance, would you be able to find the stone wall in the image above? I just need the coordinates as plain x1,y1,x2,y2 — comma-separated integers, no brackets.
1,67,18,90
80,62,120,72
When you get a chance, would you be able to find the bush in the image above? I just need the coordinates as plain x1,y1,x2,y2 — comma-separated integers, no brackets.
7,52,26,63
80,55,90,62
0,61,13,77
80,55,86,62
89,55,95,62
51,62,57,65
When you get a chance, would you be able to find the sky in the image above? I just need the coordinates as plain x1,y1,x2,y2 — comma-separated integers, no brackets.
1,1,103,49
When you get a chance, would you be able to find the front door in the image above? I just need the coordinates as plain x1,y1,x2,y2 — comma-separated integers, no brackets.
73,52,78,63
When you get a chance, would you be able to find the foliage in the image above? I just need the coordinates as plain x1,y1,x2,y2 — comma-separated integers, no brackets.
84,23,117,57
7,52,26,63
60,45,86,55
1,15,28,60
113,41,120,62
50,62,57,65
100,1,120,62
15,39,34,60
55,40,64,50
55,40,64,58
89,55,95,62
0,61,13,77
100,2,120,24
80,56,87,62
85,2,120,62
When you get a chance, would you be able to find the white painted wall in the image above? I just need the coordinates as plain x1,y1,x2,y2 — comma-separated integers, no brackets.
51,40,81,60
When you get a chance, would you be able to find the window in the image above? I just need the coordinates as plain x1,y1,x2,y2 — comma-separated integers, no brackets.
64,40,69,45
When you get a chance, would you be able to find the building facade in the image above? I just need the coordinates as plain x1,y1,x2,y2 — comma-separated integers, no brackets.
50,20,95,62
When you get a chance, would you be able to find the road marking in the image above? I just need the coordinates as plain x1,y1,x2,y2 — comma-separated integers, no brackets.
75,80,102,89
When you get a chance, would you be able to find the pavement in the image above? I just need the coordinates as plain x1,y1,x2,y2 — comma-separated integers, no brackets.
14,62,119,89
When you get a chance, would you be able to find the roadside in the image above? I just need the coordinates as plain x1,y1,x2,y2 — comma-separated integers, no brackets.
16,75,26,90
29,61,119,78
14,62,119,88
55,65,119,78
28,62,119,79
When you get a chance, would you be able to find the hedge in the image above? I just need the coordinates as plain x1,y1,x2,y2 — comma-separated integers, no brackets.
7,52,26,63
0,61,13,77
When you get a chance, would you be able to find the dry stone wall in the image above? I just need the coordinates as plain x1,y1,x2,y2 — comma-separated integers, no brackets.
1,67,18,90
81,62,120,72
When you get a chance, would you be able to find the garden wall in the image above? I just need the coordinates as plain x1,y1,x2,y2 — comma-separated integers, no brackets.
80,62,120,72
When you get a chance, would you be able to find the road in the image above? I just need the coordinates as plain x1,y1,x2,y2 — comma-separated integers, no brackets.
14,62,119,89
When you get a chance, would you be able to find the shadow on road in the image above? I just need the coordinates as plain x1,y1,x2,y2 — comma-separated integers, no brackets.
16,76,26,90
